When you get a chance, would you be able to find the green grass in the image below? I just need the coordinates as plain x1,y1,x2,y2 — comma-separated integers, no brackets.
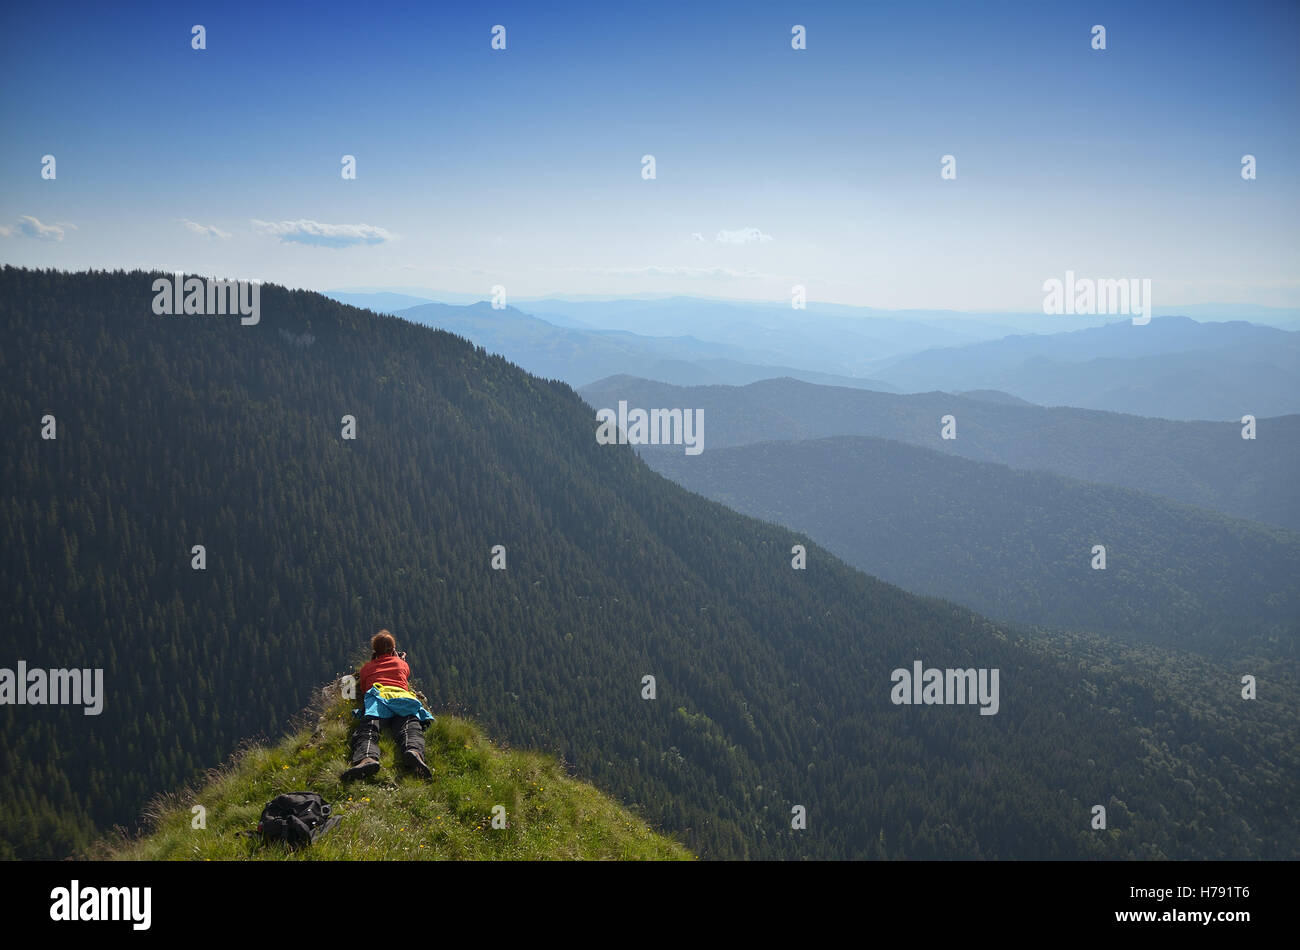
101,680,693,861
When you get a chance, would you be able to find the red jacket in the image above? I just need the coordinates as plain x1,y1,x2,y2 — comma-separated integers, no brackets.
358,653,410,694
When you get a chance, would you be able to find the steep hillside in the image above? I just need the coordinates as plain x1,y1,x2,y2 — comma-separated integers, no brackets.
648,436,1300,657
105,680,690,861
3,267,1295,862
579,376,1300,531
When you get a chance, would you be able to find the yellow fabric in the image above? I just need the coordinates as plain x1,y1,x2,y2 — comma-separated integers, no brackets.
373,683,418,702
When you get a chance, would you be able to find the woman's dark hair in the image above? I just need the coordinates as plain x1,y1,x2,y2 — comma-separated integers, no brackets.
371,630,396,658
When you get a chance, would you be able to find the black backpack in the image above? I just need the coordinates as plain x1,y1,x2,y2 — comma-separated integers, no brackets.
256,792,341,847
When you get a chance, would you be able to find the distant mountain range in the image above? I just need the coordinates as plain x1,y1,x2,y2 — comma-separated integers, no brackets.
327,289,1300,336
364,299,899,391
579,376,1300,533
331,292,1300,421
866,317,1300,419
519,297,1043,367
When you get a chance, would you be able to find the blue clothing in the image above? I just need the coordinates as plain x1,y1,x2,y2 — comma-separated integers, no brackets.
354,684,435,722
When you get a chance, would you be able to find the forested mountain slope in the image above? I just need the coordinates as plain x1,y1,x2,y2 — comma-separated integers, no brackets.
2,267,1294,861
647,435,1300,657
580,376,1299,531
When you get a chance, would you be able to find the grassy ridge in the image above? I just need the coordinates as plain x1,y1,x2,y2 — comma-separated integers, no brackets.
104,681,692,861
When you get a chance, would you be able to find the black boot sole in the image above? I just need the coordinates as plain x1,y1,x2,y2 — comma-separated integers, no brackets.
342,760,380,782
403,750,432,779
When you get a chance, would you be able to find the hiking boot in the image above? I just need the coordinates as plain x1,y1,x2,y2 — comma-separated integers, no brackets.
403,750,432,780
342,757,380,782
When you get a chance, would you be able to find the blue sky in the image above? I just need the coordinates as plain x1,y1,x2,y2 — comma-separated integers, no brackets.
2,0,1297,310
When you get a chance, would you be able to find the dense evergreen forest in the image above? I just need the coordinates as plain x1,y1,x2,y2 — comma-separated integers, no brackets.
647,435,1300,657
2,267,1296,860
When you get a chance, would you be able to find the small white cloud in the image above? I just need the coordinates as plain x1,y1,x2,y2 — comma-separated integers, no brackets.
0,225,12,237
689,232,705,242
715,227,773,244
181,219,231,239
14,215,70,241
251,218,396,248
